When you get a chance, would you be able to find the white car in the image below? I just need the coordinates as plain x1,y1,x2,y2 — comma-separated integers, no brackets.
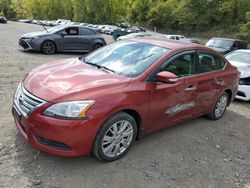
117,32,151,40
161,34,185,40
225,50,250,101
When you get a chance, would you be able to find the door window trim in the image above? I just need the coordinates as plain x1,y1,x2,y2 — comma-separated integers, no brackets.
146,50,197,82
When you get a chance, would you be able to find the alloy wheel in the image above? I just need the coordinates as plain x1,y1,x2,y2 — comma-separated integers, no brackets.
42,41,56,54
214,94,228,119
101,120,134,158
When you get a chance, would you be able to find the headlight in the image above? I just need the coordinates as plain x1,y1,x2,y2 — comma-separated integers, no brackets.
31,36,40,41
43,100,95,119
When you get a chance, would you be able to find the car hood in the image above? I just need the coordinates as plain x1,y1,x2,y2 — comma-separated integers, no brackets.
23,58,131,101
229,60,250,78
21,31,49,38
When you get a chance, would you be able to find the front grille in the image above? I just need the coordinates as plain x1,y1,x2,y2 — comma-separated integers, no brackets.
237,91,246,97
239,77,250,86
19,39,30,49
14,83,46,117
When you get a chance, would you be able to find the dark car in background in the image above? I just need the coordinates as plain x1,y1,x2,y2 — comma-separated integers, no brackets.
206,37,248,54
0,16,7,23
19,25,106,54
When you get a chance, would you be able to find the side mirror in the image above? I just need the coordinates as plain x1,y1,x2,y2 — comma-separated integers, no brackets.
156,71,178,84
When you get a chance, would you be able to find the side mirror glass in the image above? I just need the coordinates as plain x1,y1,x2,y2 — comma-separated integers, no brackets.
156,71,178,84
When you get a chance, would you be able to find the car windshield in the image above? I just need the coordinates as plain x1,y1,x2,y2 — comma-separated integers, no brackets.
47,26,65,33
225,51,250,64
83,41,169,77
206,39,233,49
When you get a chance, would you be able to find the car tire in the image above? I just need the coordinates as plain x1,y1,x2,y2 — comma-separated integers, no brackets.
41,40,56,55
92,112,137,161
206,92,229,120
92,43,102,51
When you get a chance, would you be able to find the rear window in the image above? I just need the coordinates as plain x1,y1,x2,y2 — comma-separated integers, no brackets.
206,39,233,50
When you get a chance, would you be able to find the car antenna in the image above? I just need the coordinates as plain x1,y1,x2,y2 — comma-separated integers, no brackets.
38,20,49,33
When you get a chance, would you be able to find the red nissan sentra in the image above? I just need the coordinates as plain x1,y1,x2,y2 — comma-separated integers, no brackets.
12,38,240,161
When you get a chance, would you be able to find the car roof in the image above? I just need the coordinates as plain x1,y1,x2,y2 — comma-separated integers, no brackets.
210,37,247,43
129,37,208,51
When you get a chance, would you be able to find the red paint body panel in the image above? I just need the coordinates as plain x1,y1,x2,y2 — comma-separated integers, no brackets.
12,38,240,157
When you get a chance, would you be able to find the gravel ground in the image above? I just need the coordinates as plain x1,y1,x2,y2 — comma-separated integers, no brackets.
0,22,249,188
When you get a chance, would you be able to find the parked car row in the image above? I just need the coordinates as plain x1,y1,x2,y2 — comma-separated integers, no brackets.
18,19,145,37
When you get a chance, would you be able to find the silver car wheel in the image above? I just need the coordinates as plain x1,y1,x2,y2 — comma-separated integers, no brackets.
42,41,56,54
214,94,228,118
102,120,134,158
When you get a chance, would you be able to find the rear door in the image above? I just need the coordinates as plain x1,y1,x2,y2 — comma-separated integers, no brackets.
78,28,95,51
148,51,198,131
193,51,227,115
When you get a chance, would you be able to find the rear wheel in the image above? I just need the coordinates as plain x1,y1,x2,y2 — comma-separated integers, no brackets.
207,92,229,120
92,112,137,161
41,41,56,55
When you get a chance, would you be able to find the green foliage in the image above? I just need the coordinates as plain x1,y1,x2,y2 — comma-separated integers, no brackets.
237,11,250,42
1,0,250,41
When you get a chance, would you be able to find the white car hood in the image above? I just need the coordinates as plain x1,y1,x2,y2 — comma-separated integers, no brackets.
230,60,250,78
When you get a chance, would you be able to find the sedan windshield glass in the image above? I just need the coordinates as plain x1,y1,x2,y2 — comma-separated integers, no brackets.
207,39,233,49
226,51,250,64
47,26,65,33
83,41,169,77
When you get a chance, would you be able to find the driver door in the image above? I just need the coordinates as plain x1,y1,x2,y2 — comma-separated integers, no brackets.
58,27,81,51
147,51,198,131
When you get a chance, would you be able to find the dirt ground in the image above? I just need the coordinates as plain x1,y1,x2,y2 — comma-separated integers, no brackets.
0,22,249,188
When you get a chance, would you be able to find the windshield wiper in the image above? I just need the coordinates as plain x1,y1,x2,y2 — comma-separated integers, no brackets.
84,59,115,73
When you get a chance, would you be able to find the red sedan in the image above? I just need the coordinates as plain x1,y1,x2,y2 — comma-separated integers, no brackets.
12,38,240,161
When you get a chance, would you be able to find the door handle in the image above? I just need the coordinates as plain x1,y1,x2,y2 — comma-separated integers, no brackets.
185,85,196,91
216,79,224,85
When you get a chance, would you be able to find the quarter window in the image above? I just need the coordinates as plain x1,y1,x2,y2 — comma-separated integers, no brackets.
163,53,196,77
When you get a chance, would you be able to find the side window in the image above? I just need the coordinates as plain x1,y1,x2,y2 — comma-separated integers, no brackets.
64,27,79,35
238,41,247,49
163,53,196,77
79,28,94,35
198,52,224,73
176,36,180,40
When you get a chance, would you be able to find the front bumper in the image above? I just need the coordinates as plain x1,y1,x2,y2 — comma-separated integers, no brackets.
235,84,250,101
18,38,41,51
12,102,101,157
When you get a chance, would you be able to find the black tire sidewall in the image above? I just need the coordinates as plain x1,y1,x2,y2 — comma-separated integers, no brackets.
93,43,102,51
94,112,137,161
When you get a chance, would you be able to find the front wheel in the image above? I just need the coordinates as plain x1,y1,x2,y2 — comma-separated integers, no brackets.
207,92,229,120
41,41,56,55
92,112,137,161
